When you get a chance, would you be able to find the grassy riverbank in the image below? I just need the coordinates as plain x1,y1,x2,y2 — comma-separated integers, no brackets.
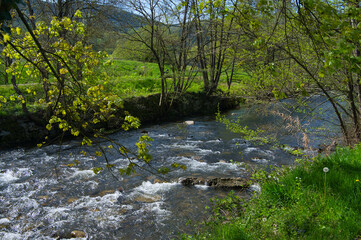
0,59,248,116
182,145,361,239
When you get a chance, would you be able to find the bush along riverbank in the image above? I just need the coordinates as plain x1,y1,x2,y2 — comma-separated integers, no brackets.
181,144,361,240
0,92,242,149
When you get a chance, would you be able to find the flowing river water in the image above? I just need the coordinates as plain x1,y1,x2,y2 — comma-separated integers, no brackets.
0,97,340,239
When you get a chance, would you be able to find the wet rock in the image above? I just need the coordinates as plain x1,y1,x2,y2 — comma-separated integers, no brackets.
133,194,162,203
37,195,50,200
180,177,249,189
176,152,195,158
0,218,10,229
184,120,195,125
71,230,86,238
153,179,165,184
180,177,206,186
67,198,78,204
91,188,122,197
89,208,100,212
98,190,115,197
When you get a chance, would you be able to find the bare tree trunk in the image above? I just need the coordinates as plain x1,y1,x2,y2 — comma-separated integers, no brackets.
347,72,360,142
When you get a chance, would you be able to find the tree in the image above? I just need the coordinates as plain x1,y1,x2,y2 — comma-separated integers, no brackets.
193,0,236,94
0,1,185,176
116,0,201,106
237,0,361,145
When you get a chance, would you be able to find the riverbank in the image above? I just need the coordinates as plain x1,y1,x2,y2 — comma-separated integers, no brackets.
182,144,361,239
0,92,242,149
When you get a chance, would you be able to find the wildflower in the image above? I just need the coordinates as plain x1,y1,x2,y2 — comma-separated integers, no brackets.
262,218,267,222
323,167,329,173
356,179,360,182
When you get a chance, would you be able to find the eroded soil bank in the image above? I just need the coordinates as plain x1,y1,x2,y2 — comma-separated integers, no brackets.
0,92,242,149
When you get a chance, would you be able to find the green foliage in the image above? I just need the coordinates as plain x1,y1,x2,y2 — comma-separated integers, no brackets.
0,11,161,177
136,135,153,163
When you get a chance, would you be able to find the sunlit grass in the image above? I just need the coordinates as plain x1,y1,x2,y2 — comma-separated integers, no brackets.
182,145,361,239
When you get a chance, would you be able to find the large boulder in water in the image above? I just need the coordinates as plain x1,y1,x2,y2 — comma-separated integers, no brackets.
179,177,249,189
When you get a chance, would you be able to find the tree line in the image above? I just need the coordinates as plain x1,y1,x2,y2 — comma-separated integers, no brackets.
1,0,361,146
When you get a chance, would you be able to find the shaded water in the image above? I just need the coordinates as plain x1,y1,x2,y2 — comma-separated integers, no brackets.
0,98,339,239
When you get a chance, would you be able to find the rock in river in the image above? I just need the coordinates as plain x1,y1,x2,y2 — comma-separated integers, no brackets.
71,230,86,238
179,177,249,189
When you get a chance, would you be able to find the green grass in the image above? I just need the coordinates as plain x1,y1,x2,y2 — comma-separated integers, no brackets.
0,58,250,115
182,145,361,239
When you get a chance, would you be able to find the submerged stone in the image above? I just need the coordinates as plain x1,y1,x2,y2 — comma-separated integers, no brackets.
133,193,162,203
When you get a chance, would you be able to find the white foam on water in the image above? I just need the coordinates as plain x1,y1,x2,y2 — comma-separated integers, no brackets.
153,133,172,138
0,232,23,240
244,147,258,153
185,140,203,144
0,168,33,187
40,155,56,164
133,202,170,218
161,143,221,156
148,202,170,216
68,169,95,180
43,207,70,224
198,149,221,155
112,157,130,165
4,182,31,194
175,157,243,173
133,181,180,195
250,183,261,192
64,191,127,230
86,180,99,190
244,148,275,160
8,197,39,218
162,143,198,150
0,149,25,160
206,139,222,143
251,158,269,164
0,218,10,224
121,204,133,211
71,191,123,209
0,170,19,186
265,150,275,159
194,185,209,190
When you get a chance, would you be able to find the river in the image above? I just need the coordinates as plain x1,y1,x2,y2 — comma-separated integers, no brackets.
0,97,340,239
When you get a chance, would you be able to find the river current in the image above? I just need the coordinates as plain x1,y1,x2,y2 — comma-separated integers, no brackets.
0,97,340,239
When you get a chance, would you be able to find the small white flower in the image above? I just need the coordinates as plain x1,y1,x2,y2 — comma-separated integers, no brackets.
262,218,267,222
323,167,329,173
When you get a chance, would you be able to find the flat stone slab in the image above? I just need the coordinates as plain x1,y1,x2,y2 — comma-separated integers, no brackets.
179,177,249,188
